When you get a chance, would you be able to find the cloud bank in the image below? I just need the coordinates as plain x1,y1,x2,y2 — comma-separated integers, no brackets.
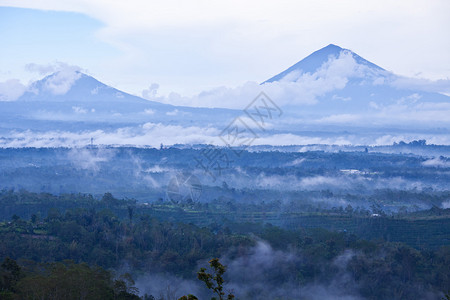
152,51,384,109
0,62,84,101
0,79,27,101
32,63,83,95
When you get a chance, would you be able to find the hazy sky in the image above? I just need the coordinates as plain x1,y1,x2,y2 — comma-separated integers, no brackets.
0,0,449,97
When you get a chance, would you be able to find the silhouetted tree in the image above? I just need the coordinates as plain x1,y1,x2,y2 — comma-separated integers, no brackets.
179,258,234,300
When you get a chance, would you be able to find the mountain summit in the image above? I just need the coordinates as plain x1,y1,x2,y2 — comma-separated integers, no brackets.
264,44,384,83
259,43,448,118
0,70,238,132
19,71,157,106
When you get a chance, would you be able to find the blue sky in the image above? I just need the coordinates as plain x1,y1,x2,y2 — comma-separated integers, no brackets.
0,0,449,98
0,7,118,83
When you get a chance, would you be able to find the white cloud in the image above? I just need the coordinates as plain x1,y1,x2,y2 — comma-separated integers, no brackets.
284,158,305,167
390,76,450,94
0,124,344,149
143,165,171,173
299,175,343,189
166,109,178,116
153,51,381,109
91,86,100,95
41,63,82,95
0,79,27,101
307,92,450,127
332,95,351,101
253,133,352,146
72,106,87,114
0,124,450,149
142,83,159,99
422,157,450,168
372,77,385,85
315,114,362,124
222,241,364,299
25,62,84,95
25,62,59,75
372,100,450,124
369,101,379,109
67,147,116,172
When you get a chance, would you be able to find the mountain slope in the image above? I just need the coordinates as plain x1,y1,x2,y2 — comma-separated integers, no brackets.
19,72,166,106
261,44,450,119
264,44,384,83
0,71,240,133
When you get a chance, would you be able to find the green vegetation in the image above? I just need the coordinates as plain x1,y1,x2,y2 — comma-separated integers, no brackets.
0,190,449,299
0,258,139,299
2,189,449,250
179,258,234,300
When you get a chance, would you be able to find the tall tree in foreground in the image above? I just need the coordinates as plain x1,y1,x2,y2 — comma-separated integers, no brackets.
179,258,234,300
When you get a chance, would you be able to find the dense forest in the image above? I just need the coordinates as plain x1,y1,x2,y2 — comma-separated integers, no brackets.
1,191,449,299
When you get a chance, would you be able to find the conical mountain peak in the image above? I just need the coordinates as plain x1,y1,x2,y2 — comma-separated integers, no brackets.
264,44,384,83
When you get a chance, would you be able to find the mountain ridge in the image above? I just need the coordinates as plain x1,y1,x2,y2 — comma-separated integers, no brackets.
0,44,449,147
18,71,168,107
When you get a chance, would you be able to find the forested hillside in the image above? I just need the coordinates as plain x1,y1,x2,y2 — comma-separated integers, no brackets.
1,191,449,299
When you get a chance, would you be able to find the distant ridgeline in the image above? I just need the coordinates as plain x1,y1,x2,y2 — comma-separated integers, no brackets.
0,146,449,203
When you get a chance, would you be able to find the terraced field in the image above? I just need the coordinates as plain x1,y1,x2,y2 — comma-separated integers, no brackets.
140,204,450,249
